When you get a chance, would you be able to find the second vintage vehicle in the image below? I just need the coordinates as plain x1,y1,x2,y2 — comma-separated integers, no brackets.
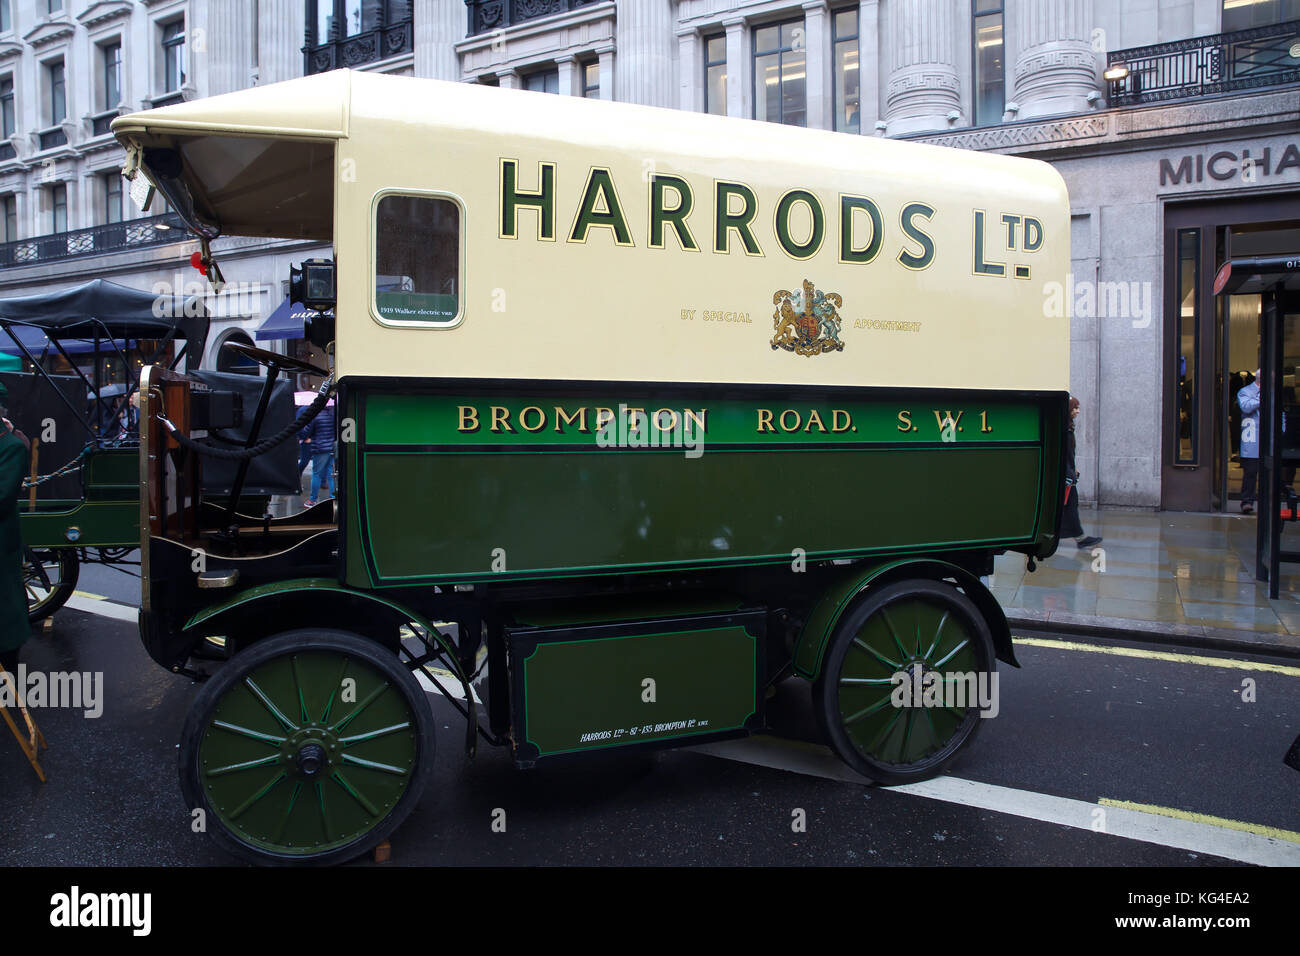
111,69,1070,864
0,279,206,621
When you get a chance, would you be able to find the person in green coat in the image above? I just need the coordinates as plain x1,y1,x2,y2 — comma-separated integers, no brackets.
0,381,32,672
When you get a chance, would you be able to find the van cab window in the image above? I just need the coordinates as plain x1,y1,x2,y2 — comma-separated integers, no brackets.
374,194,460,324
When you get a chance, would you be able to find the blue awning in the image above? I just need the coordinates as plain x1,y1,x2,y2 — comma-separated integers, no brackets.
0,324,131,356
256,297,331,341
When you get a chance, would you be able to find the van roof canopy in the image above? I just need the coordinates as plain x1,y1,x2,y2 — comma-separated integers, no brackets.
112,71,350,241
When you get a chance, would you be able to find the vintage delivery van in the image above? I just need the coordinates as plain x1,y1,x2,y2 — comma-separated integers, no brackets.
112,69,1069,864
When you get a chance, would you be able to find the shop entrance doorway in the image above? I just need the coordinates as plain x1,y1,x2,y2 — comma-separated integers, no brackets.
1162,194,1300,511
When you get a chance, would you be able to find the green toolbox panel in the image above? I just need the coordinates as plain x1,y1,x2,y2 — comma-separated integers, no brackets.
508,609,766,765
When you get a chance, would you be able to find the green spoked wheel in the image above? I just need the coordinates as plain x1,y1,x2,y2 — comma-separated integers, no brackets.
24,547,79,623
179,629,434,866
814,579,995,785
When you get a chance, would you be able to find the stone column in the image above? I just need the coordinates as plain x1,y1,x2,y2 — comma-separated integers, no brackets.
496,69,519,90
858,0,879,132
201,0,245,97
883,0,960,135
258,0,306,84
414,0,462,81
615,0,675,107
1011,0,1097,120
597,45,616,100
723,17,745,118
677,28,701,112
556,55,578,96
802,1,831,129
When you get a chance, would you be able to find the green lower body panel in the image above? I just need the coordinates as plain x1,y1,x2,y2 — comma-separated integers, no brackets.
18,497,139,548
359,446,1041,584
507,610,766,765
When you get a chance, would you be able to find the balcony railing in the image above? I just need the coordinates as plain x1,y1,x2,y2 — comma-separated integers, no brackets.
466,0,604,37
1106,19,1300,106
0,213,188,269
304,7,414,75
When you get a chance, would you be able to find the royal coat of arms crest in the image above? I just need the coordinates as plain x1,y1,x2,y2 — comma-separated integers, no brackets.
771,279,845,356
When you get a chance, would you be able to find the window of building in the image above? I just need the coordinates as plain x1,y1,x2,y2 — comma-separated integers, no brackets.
162,19,186,93
317,0,333,40
523,69,559,94
581,61,599,98
1,76,13,139
704,34,727,115
49,183,66,234
48,60,65,127
1,196,16,243
374,193,461,326
102,41,122,111
1223,0,1300,31
306,2,413,74
972,1,1004,126
47,0,63,13
105,173,123,224
833,9,860,132
1175,228,1199,464
315,1,399,39
0,2,11,35
753,19,806,126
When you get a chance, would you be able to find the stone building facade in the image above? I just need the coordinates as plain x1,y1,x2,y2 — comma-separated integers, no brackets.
0,0,1297,511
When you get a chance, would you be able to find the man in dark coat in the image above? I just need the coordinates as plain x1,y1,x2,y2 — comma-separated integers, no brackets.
1062,395,1102,550
0,381,32,671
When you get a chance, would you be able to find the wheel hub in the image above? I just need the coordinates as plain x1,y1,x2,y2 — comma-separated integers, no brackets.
280,724,341,780
296,743,327,778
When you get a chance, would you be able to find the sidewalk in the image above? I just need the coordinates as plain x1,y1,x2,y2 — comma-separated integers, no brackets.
993,507,1300,657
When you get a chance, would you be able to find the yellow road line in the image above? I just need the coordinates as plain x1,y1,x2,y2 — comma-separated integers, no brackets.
1014,635,1300,677
1099,798,1300,845
71,590,107,601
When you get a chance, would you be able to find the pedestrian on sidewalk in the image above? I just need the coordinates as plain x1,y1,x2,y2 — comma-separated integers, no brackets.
0,382,32,673
305,397,336,507
1062,395,1102,550
1238,369,1260,513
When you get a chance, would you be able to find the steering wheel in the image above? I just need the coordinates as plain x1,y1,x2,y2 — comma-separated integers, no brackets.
221,341,329,378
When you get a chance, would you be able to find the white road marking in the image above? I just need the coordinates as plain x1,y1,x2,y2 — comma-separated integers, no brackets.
690,736,1300,866
62,595,137,622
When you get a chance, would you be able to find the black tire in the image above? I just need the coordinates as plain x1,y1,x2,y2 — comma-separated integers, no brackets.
179,628,435,866
813,578,996,785
24,547,80,623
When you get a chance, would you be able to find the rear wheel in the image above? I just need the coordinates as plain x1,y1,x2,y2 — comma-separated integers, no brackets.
814,579,995,785
179,629,434,865
24,547,79,623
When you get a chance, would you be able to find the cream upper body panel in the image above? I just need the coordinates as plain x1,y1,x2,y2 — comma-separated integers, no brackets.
119,70,1071,393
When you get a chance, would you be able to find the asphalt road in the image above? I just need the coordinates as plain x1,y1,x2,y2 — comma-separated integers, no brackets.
3,585,1297,868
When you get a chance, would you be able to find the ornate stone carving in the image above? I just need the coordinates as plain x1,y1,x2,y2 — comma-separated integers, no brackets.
517,0,563,19
911,114,1109,152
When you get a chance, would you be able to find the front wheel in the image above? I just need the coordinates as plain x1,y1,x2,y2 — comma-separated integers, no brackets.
24,547,79,623
179,629,435,865
814,579,996,785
